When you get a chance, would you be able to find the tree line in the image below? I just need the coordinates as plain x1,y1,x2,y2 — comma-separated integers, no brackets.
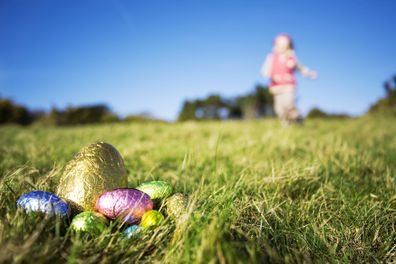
178,84,274,121
6,73,396,127
0,99,162,126
0,84,276,126
0,98,34,125
177,83,354,121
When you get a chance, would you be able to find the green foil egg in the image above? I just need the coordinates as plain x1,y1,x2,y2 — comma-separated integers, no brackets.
70,211,108,235
139,210,164,229
166,193,189,219
57,142,128,211
136,181,173,203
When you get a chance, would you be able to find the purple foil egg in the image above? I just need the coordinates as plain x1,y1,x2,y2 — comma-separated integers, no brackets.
95,188,153,224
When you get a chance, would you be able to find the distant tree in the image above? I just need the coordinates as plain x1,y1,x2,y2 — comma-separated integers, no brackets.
49,104,119,125
306,108,329,118
384,81,392,96
178,95,228,121
307,107,350,119
0,98,33,125
234,85,274,119
254,85,274,116
178,101,199,121
226,100,243,119
368,74,396,115
123,113,166,123
198,95,228,120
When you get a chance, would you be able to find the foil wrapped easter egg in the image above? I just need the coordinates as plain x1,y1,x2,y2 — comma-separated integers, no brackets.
123,225,142,239
95,188,153,224
57,142,128,211
136,181,173,203
70,211,108,235
166,193,189,219
16,191,70,218
139,210,164,229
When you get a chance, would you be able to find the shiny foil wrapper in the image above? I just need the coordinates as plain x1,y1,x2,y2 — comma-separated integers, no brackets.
70,211,108,235
139,210,164,229
16,191,70,218
123,225,142,239
95,188,153,224
166,193,188,219
57,142,128,212
136,181,173,203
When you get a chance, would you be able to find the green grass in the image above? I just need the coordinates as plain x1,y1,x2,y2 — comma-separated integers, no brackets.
1,117,396,263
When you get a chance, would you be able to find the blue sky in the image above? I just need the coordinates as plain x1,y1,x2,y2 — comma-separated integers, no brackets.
1,0,396,120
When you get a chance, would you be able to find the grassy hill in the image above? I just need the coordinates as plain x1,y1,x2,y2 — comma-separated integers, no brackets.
0,117,396,263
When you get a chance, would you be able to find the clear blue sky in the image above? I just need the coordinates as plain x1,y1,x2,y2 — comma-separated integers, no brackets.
1,0,395,120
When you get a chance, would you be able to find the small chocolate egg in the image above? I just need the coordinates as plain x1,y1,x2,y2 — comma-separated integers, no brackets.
139,210,164,229
95,188,153,224
166,193,189,219
70,211,108,235
57,142,128,211
123,225,142,239
136,181,173,203
16,191,70,217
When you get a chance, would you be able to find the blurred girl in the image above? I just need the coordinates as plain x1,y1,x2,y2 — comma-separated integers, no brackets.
262,34,317,127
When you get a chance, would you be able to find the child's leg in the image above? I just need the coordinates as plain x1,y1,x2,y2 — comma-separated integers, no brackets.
274,94,283,118
274,93,290,127
283,92,300,122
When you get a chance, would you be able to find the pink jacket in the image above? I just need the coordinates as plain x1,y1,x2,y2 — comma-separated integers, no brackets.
268,52,297,88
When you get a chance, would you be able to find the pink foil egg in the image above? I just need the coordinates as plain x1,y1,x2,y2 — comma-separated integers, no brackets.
95,188,153,224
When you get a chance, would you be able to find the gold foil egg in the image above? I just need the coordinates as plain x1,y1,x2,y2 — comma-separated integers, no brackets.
166,193,189,219
57,142,128,211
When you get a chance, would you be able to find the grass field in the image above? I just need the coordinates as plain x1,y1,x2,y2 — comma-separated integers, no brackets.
1,117,396,263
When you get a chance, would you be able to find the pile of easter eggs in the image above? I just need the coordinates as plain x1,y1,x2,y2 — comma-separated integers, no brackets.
16,142,189,237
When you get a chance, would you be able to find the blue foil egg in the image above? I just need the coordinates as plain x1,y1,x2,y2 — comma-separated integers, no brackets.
123,225,142,239
16,191,70,217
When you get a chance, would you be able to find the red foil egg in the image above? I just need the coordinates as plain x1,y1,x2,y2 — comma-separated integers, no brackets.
95,188,153,224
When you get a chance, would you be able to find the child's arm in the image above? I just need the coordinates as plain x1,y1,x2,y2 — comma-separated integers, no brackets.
261,54,272,78
296,63,317,79
291,51,317,79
